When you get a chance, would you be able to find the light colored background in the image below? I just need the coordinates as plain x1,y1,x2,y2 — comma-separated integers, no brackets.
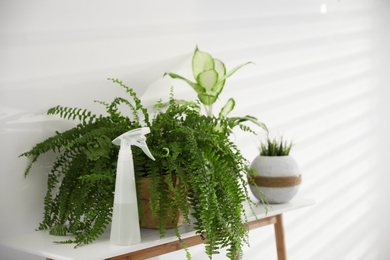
1,0,389,259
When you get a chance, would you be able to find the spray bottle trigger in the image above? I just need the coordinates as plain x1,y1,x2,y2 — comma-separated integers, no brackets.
112,127,155,161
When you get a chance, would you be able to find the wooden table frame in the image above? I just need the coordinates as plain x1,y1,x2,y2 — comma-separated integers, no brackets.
46,214,286,260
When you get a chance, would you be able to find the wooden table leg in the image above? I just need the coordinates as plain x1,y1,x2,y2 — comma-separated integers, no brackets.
274,214,287,260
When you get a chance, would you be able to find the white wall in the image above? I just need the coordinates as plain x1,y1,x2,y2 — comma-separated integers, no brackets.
1,0,389,259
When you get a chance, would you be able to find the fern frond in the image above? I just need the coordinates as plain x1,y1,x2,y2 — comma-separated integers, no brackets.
108,78,150,127
47,105,98,124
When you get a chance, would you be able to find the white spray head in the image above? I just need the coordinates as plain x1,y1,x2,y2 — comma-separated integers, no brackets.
112,127,155,161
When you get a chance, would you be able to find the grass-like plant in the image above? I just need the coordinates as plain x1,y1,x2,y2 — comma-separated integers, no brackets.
260,137,293,156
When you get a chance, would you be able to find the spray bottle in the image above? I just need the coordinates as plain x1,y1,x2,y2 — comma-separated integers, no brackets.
110,127,155,246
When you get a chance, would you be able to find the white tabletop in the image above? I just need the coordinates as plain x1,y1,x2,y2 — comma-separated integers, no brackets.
0,198,314,260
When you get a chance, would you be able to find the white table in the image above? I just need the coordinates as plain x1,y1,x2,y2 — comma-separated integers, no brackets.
0,198,314,260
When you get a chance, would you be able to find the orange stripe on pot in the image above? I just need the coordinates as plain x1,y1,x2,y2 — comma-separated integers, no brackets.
252,175,302,188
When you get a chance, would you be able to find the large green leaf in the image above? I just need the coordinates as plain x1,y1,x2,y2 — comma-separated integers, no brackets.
214,62,253,89
197,70,218,93
198,93,218,105
213,59,226,97
214,59,226,80
192,47,215,80
164,73,205,94
219,98,235,118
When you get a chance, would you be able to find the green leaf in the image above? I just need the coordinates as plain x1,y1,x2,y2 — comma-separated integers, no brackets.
219,98,235,118
214,59,226,80
164,73,205,94
212,59,226,97
216,62,253,87
192,47,215,80
232,115,268,133
198,93,218,105
197,70,218,93
214,122,228,133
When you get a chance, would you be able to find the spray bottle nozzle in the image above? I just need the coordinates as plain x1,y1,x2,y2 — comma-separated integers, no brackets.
112,127,155,161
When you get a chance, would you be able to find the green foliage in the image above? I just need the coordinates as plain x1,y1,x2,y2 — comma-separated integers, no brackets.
144,98,260,259
260,137,293,156
165,47,251,112
165,46,268,135
21,76,265,259
20,79,148,247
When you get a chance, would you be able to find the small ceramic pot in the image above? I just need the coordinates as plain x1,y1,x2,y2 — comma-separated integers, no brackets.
249,155,301,204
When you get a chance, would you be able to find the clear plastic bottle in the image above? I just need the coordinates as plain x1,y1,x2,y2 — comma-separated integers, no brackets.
110,127,155,246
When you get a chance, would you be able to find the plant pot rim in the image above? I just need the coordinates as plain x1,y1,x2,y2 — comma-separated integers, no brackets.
254,155,294,161
258,155,292,157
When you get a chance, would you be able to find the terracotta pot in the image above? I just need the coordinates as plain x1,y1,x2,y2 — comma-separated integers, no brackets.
249,155,301,204
137,176,185,229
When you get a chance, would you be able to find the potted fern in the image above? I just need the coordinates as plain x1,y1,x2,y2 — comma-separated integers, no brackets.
20,83,263,259
137,97,263,259
249,137,302,204
20,47,269,260
136,47,270,259
20,79,149,246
